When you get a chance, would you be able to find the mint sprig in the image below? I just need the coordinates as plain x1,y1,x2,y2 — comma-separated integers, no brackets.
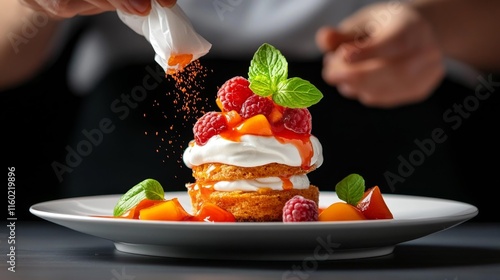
113,178,165,217
335,173,365,206
248,43,323,108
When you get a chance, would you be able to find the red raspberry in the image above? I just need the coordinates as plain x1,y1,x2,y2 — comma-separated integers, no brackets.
193,112,228,146
240,95,274,119
282,195,318,222
217,76,254,112
283,108,312,134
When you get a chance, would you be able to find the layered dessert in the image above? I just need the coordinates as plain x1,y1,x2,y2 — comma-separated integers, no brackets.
109,44,394,223
182,43,324,222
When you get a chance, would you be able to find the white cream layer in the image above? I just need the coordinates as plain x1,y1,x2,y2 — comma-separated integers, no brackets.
208,174,310,192
183,134,323,169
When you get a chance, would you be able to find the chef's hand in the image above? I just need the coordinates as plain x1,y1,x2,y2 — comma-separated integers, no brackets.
316,2,445,108
19,0,176,18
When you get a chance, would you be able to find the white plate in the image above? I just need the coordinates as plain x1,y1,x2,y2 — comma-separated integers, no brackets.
30,191,478,261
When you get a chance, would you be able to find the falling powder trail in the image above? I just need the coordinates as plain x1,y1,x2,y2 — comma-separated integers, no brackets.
144,60,212,173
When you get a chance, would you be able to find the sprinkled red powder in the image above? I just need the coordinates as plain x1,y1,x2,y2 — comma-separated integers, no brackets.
146,60,212,172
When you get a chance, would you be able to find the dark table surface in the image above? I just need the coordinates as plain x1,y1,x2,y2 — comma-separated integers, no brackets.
2,220,500,280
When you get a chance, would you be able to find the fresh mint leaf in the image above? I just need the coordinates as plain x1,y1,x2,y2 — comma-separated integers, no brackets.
113,178,164,217
248,75,275,97
248,43,288,96
274,77,323,108
248,43,323,108
142,179,165,200
335,174,365,206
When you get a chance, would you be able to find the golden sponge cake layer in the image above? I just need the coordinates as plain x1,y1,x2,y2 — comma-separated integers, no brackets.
191,163,317,182
189,185,319,222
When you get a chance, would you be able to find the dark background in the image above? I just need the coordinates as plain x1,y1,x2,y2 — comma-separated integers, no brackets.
2,22,499,223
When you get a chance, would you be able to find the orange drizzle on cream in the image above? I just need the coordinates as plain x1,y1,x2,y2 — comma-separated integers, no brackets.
280,177,293,190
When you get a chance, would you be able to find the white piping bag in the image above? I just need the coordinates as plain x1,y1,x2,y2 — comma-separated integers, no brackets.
117,1,211,75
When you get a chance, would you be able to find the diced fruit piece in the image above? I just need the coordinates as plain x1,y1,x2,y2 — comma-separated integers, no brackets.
268,105,284,124
139,198,191,221
224,110,243,127
193,111,228,146
217,76,254,112
357,186,394,219
283,108,312,134
216,97,224,111
283,195,319,222
191,202,236,222
121,199,165,219
236,114,273,136
240,95,274,118
318,202,366,221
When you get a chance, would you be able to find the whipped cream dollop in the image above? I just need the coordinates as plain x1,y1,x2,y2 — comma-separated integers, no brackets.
183,135,323,168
